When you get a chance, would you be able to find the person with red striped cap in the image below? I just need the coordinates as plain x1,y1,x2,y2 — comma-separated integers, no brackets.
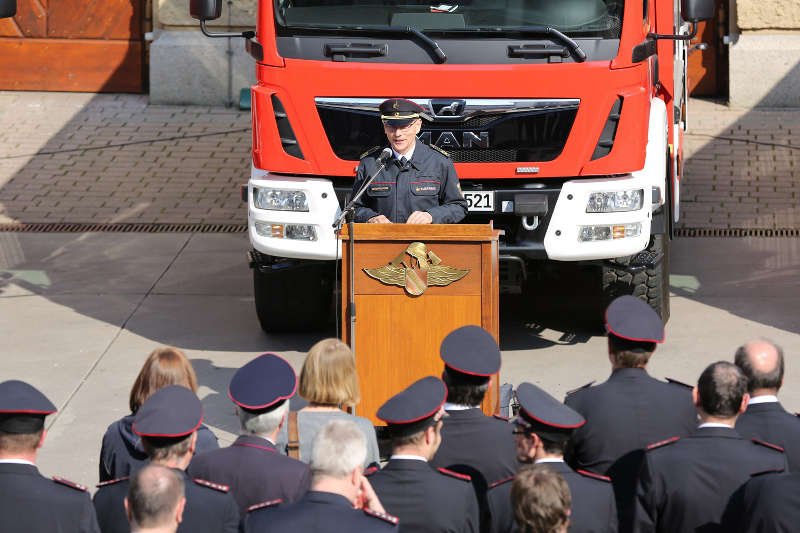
487,382,617,533
93,385,239,533
188,353,311,515
563,295,696,528
367,376,479,533
0,379,100,533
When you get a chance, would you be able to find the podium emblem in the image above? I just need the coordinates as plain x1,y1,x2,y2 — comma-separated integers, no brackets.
364,242,469,296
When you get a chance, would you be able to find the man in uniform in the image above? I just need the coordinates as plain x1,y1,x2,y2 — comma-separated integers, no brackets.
631,361,788,532
0,379,100,532
125,464,186,533
189,353,311,514
720,469,800,532
487,382,617,533
93,385,239,533
243,419,398,532
368,376,480,533
352,98,467,225
733,338,800,471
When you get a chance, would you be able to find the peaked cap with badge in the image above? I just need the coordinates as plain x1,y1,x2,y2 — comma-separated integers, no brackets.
379,98,431,127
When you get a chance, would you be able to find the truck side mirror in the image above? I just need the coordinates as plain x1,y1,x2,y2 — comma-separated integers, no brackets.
0,0,17,19
681,0,714,22
190,0,222,21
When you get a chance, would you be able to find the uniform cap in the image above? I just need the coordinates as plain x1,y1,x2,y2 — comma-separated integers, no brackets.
515,382,584,441
133,385,203,438
229,353,297,413
379,98,431,126
440,325,501,377
0,380,56,434
377,376,447,437
605,295,664,343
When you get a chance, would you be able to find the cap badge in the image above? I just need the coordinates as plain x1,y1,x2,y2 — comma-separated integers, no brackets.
364,242,469,296
393,100,399,109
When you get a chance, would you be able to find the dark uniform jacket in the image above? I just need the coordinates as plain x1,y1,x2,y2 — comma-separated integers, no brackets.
367,458,480,533
243,490,399,533
353,142,467,224
99,414,219,482
0,462,100,533
486,461,618,533
188,434,311,516
720,471,799,533
735,400,800,472
93,467,239,533
632,426,789,533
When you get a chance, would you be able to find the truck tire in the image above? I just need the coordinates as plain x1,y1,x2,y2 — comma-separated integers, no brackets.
601,233,670,322
253,259,334,332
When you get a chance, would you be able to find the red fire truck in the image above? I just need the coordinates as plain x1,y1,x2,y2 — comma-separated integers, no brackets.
191,0,712,332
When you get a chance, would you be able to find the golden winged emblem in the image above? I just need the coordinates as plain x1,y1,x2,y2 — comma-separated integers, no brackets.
364,242,470,296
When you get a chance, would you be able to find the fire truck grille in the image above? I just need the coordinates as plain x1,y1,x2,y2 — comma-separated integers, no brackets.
317,106,578,163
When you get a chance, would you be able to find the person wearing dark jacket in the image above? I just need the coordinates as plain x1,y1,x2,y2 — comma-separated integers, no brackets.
733,338,800,471
99,347,218,482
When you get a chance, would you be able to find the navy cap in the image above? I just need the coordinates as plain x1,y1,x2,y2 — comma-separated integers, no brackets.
515,382,585,441
379,98,431,126
229,353,297,413
133,385,203,438
377,377,447,437
605,295,664,344
0,380,56,434
440,325,501,378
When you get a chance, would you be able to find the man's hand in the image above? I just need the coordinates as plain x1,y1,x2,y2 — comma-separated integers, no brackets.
368,215,391,224
406,211,433,224
355,475,387,514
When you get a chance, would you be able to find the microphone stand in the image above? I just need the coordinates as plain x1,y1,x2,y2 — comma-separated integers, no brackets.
332,157,390,391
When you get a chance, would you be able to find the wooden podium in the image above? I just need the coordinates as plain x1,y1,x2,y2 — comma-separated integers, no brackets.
339,224,501,424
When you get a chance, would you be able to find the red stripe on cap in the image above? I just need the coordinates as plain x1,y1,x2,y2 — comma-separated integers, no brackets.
0,409,56,414
132,408,204,438
380,396,446,425
228,353,298,410
604,306,665,343
443,361,499,378
519,406,585,430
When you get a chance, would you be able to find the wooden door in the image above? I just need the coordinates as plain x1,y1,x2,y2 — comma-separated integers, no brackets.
0,0,145,92
687,0,727,96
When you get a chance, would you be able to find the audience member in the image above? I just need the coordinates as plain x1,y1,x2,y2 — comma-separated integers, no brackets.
126,464,186,533
0,380,100,533
511,464,571,533
189,353,311,514
93,385,239,533
244,419,398,532
631,361,788,532
275,338,380,467
99,347,218,482
368,376,480,533
733,338,800,470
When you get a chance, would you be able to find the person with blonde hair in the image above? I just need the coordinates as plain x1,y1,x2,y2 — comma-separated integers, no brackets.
276,338,379,467
512,464,571,533
99,346,218,482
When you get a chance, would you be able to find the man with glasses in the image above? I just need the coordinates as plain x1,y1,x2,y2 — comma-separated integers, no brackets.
367,376,480,532
352,98,467,225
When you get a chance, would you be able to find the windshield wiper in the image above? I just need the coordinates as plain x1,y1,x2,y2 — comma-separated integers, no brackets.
458,26,586,62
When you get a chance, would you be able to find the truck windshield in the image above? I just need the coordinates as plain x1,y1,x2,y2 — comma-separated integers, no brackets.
274,0,624,39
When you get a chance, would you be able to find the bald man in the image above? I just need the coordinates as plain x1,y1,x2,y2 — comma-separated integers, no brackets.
126,465,186,533
734,339,800,471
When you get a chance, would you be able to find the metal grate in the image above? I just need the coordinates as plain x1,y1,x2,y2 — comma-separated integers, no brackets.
675,228,800,238
0,223,247,233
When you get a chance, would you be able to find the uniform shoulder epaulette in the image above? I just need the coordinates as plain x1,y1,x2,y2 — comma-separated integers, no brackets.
752,438,785,452
438,467,471,481
193,478,230,492
750,467,784,478
493,413,510,422
364,508,399,524
428,143,450,158
577,470,611,482
96,476,130,488
566,381,594,395
488,475,514,489
647,436,680,450
364,465,379,476
53,476,88,492
665,377,693,389
359,146,382,160
247,499,282,512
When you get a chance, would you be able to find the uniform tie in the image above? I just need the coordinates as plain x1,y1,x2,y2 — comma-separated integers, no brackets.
398,156,408,169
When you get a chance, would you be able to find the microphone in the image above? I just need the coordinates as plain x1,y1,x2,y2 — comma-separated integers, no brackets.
377,147,393,164
332,147,393,228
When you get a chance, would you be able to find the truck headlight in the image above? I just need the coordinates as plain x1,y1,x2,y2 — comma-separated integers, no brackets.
578,223,641,242
253,187,308,211
254,222,318,241
586,190,643,213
